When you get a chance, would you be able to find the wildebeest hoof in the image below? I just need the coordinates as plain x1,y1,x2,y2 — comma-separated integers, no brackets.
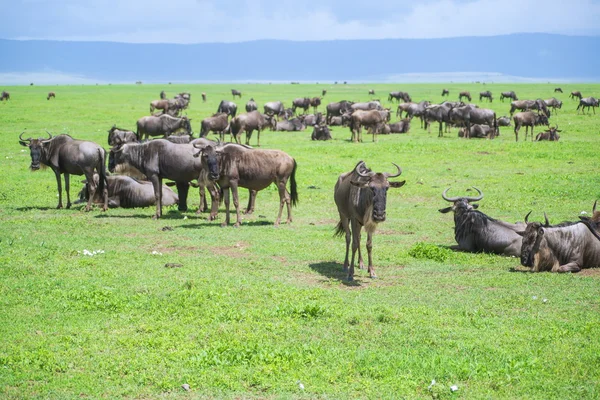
220,222,228,227
346,276,354,282
370,275,378,279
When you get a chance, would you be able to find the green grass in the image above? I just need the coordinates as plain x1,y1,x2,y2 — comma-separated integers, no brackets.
1,82,599,399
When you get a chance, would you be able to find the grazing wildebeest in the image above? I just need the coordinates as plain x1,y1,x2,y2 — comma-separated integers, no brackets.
292,97,311,114
231,89,242,99
441,89,449,97
160,90,166,99
458,124,496,139
554,88,563,93
322,89,327,97
245,98,257,112
311,124,332,140
383,119,410,134
76,175,178,209
326,100,353,123
47,92,56,100
544,97,563,114
349,109,386,142
535,125,561,141
310,96,322,113
388,91,411,103
200,113,230,139
479,91,493,102
334,160,405,281
197,143,298,227
1,91,10,101
458,91,472,102
500,91,518,102
229,111,275,146
513,111,549,141
439,187,525,256
509,99,550,117
136,114,192,140
263,101,285,117
201,92,206,102
19,132,108,211
368,89,375,95
569,91,582,100
107,125,138,146
576,97,599,114
518,214,600,272
497,116,511,127
448,105,498,139
217,100,237,117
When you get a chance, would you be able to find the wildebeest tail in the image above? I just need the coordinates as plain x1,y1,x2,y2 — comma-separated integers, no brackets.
334,220,345,237
290,159,298,207
97,148,108,198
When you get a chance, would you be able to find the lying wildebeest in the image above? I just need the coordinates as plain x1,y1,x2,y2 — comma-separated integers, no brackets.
535,125,561,141
76,175,178,209
368,89,375,95
326,100,353,123
310,96,321,113
274,118,305,132
300,112,323,126
334,160,405,281
458,124,496,139
47,91,56,100
201,92,206,102
19,132,108,211
160,90,166,99
311,124,332,140
292,97,311,114
230,111,275,146
554,88,563,93
264,101,285,117
196,143,298,227
569,91,582,100
509,99,550,117
245,98,257,112
579,200,600,232
231,89,242,99
544,97,563,114
576,97,599,114
108,125,137,146
513,111,550,141
479,91,493,102
518,213,600,272
217,100,237,117
388,91,411,103
136,114,192,140
458,91,472,102
500,91,518,102
449,105,497,139
497,116,511,127
350,109,386,142
1,91,10,101
383,119,410,134
441,89,449,97
328,113,352,127
439,187,525,256
200,113,229,139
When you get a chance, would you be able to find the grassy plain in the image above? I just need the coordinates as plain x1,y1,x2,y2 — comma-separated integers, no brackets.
0,82,599,399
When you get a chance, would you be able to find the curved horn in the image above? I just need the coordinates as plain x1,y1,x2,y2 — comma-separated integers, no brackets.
384,162,402,178
543,212,550,226
44,130,53,139
355,161,372,178
593,200,597,214
524,210,532,223
19,131,30,142
441,187,461,202
464,187,483,202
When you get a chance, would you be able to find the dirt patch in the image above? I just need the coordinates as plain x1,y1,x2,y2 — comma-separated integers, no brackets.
210,242,250,258
477,151,491,155
309,218,338,226
577,268,600,277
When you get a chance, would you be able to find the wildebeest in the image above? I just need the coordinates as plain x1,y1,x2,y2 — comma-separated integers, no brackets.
509,99,550,117
19,132,108,211
230,111,275,146
497,116,511,127
292,97,311,114
311,124,332,140
351,101,382,112
518,214,600,272
310,96,321,113
439,187,525,256
47,92,56,100
388,91,411,103
201,92,207,102
479,91,493,102
535,125,561,141
197,143,298,227
422,103,453,137
231,89,242,99
513,111,550,141
458,124,496,139
579,200,600,232
569,91,583,100
448,105,498,139
328,113,352,127
544,97,563,114
441,89,449,97
405,101,430,127
263,101,285,117
108,125,137,146
217,100,237,117
160,90,166,99
554,88,563,93
368,89,375,95
383,119,410,134
274,118,305,132
322,89,327,97
300,112,323,126
334,160,405,281
200,113,230,139
576,97,599,114
326,100,353,123
245,98,257,112
500,91,518,102
136,114,192,140
1,91,11,101
76,175,178,209
458,91,472,102
349,110,386,142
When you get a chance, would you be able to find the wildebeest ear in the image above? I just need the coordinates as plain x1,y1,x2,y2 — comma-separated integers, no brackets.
438,207,453,213
472,203,479,209
19,141,30,147
389,180,406,188
350,180,368,188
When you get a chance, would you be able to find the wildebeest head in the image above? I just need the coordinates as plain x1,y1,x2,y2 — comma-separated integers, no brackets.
193,143,220,181
438,187,484,215
535,113,550,126
517,212,549,268
19,131,53,170
351,161,405,222
181,116,193,135
579,200,599,227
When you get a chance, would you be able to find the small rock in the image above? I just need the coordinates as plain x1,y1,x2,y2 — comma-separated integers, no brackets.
165,263,183,268
543,298,548,303
181,383,190,391
161,226,173,231
450,385,458,392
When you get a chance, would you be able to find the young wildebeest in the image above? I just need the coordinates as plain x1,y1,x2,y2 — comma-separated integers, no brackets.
334,161,405,281
1,91,10,101
441,89,449,97
439,187,525,256
513,111,549,141
201,92,206,102
554,87,563,93
569,91,583,100
19,132,108,211
310,96,321,113
47,92,56,100
458,91,472,102
136,114,192,140
231,89,242,99
200,113,229,139
107,125,138,146
535,125,561,141
322,89,327,97
160,90,166,99
576,97,599,114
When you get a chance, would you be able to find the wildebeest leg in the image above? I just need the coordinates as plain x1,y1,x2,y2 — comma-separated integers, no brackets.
275,178,292,225
176,182,189,212
557,262,582,273
245,129,252,146
366,232,376,278
257,129,261,147
231,182,241,227
244,190,257,214
206,182,220,221
53,169,64,209
339,216,351,273
514,125,519,142
221,186,231,227
150,175,162,219
64,173,73,209
348,219,362,281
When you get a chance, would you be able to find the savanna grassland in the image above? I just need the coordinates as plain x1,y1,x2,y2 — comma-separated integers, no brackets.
0,82,599,399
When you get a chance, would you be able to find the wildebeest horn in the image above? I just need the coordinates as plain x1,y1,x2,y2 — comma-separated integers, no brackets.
44,130,53,139
543,212,550,226
464,186,483,202
593,200,597,214
355,161,373,177
524,210,532,223
19,131,30,142
441,188,461,202
384,163,402,178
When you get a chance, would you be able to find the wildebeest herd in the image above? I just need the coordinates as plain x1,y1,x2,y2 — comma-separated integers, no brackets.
13,86,600,279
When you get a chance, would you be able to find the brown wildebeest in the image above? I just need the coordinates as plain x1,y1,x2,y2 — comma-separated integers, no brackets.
349,110,386,142
200,113,230,139
579,200,600,233
535,125,561,141
136,114,192,140
1,91,9,101
47,92,56,100
310,96,321,113
479,91,493,102
292,97,311,114
569,91,582,100
500,91,518,102
196,143,298,227
334,160,405,281
160,90,166,99
554,88,563,93
509,99,550,117
458,124,496,139
150,99,170,114
201,92,206,102
459,91,472,102
231,89,242,99
19,132,108,211
513,111,549,141
382,119,410,134
229,111,275,146
107,125,138,146
441,89,449,97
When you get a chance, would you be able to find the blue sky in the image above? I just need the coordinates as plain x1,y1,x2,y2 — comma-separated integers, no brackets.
2,0,600,43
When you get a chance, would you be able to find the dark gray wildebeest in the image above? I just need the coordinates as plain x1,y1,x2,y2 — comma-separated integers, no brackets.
196,143,298,227
263,101,285,117
396,102,413,119
19,132,108,211
326,100,353,123
518,213,600,273
513,111,550,141
108,125,138,146
300,112,323,126
500,91,518,102
448,105,498,139
47,91,56,100
544,97,563,114
382,119,410,134
579,200,600,233
509,99,550,117
160,90,166,99
535,125,561,141
322,89,327,96
274,118,305,132
405,100,430,127
458,124,496,139
351,101,382,112
441,89,449,97
328,113,352,127
334,160,405,281
479,91,493,102
75,174,178,209
439,187,525,256
1,91,10,101
311,124,332,140
109,139,216,219
231,89,242,99
388,91,411,103
423,103,453,137
458,91,472,102
245,98,257,112
368,89,375,95
554,87,563,93
200,113,230,139
497,116,511,127
310,96,321,113
576,97,599,114
229,111,275,146
201,92,206,102
569,91,583,100
292,97,311,114
349,110,386,142
136,114,192,140
217,100,237,117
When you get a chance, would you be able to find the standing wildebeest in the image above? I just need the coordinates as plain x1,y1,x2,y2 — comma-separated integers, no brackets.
349,109,386,142
544,97,563,114
108,125,137,146
448,105,497,139
439,187,525,256
197,143,298,227
217,100,237,117
200,113,229,139
518,214,600,272
160,90,166,99
458,91,472,102
19,132,108,211
1,91,10,101
509,99,550,117
500,91,518,102
136,114,192,140
292,97,311,114
458,124,496,139
263,101,285,117
535,125,561,141
231,89,242,99
322,89,327,96
245,98,257,112
334,160,405,281
351,101,382,112
513,111,549,141
423,104,453,137
368,89,375,95
569,91,582,100
47,92,56,100
479,91,493,102
441,89,449,97
405,100,430,127
576,97,599,114
554,88,563,93
311,124,332,140
201,92,206,102
388,91,411,103
310,96,321,113
229,111,275,146
383,119,410,134
326,100,353,123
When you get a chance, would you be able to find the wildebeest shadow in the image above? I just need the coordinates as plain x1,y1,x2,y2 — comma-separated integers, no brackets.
16,206,56,211
509,267,532,273
179,220,274,229
93,212,204,220
309,261,361,286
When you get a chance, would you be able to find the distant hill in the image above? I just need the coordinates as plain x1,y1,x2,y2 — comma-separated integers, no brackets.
1,34,599,84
